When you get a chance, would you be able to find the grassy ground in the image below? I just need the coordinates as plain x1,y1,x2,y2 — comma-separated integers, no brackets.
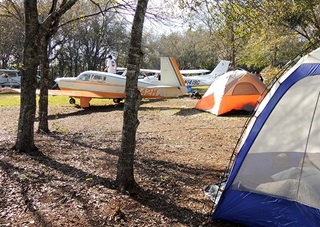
0,94,116,107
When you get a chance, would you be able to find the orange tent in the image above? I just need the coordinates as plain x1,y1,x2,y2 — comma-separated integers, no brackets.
196,70,267,115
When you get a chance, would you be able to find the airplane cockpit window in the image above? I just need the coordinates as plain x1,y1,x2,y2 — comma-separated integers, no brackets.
91,75,106,82
78,74,90,81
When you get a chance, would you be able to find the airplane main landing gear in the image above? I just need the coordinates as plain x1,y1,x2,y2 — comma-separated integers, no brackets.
69,98,76,104
113,98,123,104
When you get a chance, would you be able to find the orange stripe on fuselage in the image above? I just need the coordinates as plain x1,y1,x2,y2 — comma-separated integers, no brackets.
49,88,125,99
56,87,184,100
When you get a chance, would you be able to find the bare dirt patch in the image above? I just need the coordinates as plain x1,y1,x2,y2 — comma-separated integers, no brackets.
0,96,247,226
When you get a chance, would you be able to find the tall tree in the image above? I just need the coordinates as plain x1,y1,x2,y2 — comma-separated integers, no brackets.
116,0,149,191
14,0,41,152
14,0,78,152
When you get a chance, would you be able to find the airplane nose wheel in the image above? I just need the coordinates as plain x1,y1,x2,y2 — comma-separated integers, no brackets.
69,98,76,104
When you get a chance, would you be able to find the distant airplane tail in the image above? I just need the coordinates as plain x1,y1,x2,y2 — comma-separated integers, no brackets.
160,57,186,87
208,60,230,78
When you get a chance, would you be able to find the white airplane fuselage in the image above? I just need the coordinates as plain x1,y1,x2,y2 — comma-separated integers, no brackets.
184,75,216,87
183,60,230,87
56,71,187,99
54,57,188,107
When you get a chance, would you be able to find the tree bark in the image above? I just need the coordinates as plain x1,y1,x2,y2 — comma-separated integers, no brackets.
37,36,50,133
14,0,39,153
116,0,149,191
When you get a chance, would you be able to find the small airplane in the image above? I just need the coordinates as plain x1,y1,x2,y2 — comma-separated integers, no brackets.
116,67,211,78
0,69,21,87
50,57,187,108
124,60,230,87
182,60,230,87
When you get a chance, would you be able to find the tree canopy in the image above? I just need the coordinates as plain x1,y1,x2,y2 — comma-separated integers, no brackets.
1,0,319,78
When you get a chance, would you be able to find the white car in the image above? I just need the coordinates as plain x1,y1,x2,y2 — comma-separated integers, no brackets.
0,69,21,87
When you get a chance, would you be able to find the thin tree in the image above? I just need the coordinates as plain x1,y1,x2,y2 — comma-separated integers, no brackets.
116,0,149,191
38,17,60,133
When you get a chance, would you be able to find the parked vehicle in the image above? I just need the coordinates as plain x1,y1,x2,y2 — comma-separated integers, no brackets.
0,69,21,87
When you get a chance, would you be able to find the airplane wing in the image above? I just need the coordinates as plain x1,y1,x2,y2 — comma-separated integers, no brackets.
180,69,210,74
140,60,228,76
46,89,111,98
140,68,210,75
117,68,160,74
140,69,161,74
0,88,117,99
0,87,20,93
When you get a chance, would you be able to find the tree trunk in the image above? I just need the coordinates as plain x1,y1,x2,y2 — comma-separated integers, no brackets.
38,36,50,133
116,0,149,191
14,0,78,151
14,0,39,152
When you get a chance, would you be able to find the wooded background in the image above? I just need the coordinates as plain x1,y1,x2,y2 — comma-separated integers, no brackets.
1,0,319,86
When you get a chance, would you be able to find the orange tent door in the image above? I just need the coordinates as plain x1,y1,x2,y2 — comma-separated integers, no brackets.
217,94,262,115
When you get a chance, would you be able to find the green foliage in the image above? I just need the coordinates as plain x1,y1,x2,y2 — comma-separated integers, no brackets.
260,65,283,88
0,1,24,68
52,11,130,78
173,0,320,71
1,0,320,79
142,29,221,70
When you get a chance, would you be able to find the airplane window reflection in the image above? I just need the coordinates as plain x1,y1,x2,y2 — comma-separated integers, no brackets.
92,75,106,82
78,74,90,81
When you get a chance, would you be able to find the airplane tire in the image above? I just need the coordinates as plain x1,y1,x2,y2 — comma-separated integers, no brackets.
113,98,122,104
69,98,76,104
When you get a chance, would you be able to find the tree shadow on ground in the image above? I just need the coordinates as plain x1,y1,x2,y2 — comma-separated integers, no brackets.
0,159,54,226
25,150,116,188
25,148,222,225
131,185,208,225
43,103,124,120
1,144,235,226
174,107,203,116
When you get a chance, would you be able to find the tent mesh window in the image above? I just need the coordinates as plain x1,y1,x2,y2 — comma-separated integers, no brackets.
232,82,260,95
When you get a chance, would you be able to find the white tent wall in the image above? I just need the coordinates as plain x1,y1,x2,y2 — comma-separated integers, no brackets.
232,75,320,208
209,71,234,114
212,47,320,226
238,50,320,148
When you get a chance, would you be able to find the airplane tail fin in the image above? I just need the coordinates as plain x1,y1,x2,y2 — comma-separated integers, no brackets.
208,60,230,76
160,57,186,86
